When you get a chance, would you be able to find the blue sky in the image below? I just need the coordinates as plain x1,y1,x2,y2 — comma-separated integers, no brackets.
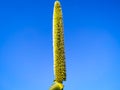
0,0,120,90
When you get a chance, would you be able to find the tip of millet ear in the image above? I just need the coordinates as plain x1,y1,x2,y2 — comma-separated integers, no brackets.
55,0,60,5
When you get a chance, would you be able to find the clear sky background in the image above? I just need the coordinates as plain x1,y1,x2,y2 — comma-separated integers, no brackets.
0,0,120,90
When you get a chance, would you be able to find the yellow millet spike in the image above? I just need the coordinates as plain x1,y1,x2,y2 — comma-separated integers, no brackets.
49,81,64,90
53,0,66,83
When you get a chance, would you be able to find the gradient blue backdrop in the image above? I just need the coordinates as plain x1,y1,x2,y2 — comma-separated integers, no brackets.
0,0,120,90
